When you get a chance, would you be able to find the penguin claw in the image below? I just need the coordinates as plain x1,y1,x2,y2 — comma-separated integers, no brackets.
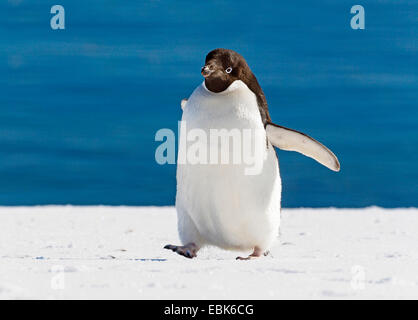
236,247,264,260
164,244,176,250
163,243,198,259
236,256,257,260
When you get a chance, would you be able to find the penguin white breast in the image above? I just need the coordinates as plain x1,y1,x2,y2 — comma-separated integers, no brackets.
176,80,282,251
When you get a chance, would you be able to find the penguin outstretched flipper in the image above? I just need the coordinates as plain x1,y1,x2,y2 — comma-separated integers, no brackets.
266,122,340,172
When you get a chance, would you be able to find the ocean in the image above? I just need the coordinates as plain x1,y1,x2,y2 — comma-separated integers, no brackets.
1,0,417,207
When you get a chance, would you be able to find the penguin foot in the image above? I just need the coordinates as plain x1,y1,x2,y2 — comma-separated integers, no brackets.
164,243,198,259
236,247,265,260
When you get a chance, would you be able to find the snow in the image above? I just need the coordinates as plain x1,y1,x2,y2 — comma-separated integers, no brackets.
0,206,417,299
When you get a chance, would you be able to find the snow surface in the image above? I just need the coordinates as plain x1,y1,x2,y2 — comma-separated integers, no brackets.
0,206,417,299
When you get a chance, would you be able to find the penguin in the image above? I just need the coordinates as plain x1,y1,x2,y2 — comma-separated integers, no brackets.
164,48,340,260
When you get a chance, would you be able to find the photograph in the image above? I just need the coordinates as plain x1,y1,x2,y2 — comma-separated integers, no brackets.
1,0,417,305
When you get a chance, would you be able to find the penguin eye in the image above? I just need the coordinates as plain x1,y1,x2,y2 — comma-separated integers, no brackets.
225,67,232,74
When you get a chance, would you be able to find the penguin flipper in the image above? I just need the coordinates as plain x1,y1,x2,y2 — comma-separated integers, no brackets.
181,99,188,110
266,122,340,172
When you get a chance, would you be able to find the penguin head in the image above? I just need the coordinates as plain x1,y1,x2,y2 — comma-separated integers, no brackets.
201,48,250,93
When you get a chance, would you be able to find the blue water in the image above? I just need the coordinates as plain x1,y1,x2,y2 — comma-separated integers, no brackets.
1,0,417,207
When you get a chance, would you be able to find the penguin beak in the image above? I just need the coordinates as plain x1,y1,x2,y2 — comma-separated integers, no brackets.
201,65,212,78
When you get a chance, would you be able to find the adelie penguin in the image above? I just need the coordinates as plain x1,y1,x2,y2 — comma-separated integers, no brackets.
164,48,340,260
